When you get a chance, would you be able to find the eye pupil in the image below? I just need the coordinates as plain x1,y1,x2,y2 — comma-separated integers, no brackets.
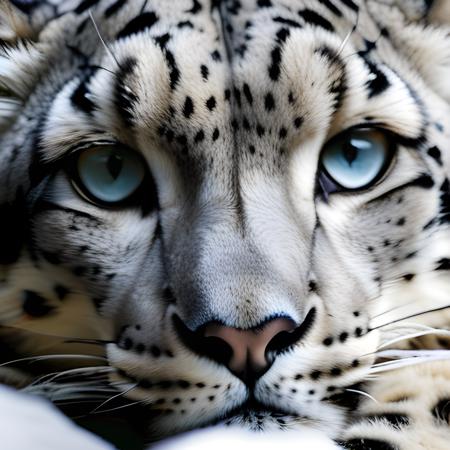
343,142,358,166
107,153,124,180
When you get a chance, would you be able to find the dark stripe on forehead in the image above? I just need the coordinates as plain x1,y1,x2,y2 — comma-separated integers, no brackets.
71,67,98,115
338,0,359,12
362,59,389,98
115,58,138,125
318,0,343,17
298,9,334,32
75,0,101,15
104,0,127,18
117,11,159,40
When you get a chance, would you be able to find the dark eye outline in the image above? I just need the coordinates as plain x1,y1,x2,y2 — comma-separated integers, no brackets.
318,126,397,197
65,143,158,214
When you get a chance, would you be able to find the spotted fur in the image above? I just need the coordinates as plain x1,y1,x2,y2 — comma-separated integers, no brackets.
0,0,449,448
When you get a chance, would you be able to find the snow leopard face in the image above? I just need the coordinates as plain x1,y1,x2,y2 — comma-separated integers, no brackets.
0,0,449,442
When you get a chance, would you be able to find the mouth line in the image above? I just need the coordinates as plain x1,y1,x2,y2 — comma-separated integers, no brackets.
217,395,295,422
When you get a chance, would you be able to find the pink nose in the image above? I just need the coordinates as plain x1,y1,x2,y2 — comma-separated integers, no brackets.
203,318,296,376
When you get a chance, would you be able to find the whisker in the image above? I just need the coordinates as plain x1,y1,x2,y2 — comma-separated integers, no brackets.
0,354,107,367
89,10,120,68
90,384,137,413
345,388,379,404
368,304,450,331
30,366,115,386
89,399,144,415
376,327,450,351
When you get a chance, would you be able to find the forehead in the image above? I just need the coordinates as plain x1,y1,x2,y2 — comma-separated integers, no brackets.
40,0,423,176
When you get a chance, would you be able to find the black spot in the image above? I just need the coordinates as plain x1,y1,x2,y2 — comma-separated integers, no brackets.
178,380,190,389
154,33,171,48
257,0,272,7
294,117,303,128
330,367,342,376
427,146,443,166
294,374,303,380
206,96,217,110
364,413,410,428
436,258,450,271
403,273,415,281
298,9,334,32
311,371,322,380
308,389,315,395
75,0,100,14
200,65,209,80
323,337,333,346
351,359,359,367
54,285,69,301
256,124,265,137
196,382,205,388
362,59,389,98
438,179,450,225
172,398,181,404
177,20,194,29
150,346,161,357
22,290,55,317
353,311,360,317
117,12,159,39
183,96,194,118
211,50,222,61
340,439,396,450
279,127,287,139
339,332,348,342
208,396,215,401
264,92,275,111
396,217,405,226
194,130,205,143
163,50,181,90
187,0,202,14
275,27,290,44
243,83,253,105
212,128,220,141
318,0,343,16
138,379,152,389
354,327,363,337
224,89,231,101
249,145,256,155
104,0,126,17
268,46,283,81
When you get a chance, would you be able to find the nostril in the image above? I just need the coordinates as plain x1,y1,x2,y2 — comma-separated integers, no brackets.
197,335,234,366
266,307,316,354
172,315,233,366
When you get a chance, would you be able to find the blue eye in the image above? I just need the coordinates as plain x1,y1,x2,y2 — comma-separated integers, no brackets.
72,145,146,206
320,129,393,191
